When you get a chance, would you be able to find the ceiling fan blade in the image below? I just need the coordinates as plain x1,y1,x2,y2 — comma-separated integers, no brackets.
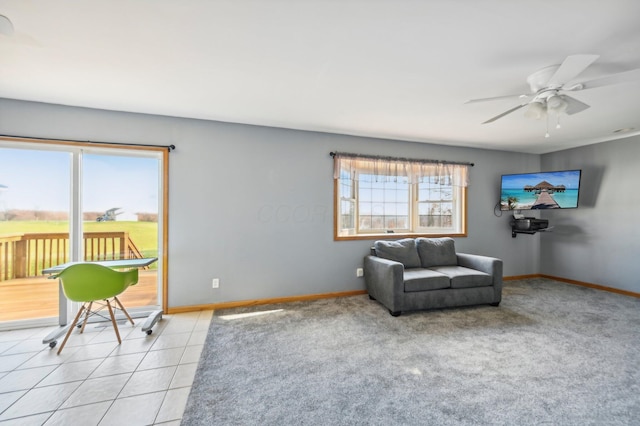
577,68,640,91
465,93,529,104
0,14,14,36
482,103,528,124
547,54,599,87
561,95,590,115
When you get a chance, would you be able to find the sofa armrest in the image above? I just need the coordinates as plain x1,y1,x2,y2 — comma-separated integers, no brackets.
457,253,503,302
363,255,404,308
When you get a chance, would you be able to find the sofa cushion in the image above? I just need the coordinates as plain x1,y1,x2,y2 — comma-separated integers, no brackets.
403,269,451,292
429,266,492,289
416,237,458,268
374,238,421,268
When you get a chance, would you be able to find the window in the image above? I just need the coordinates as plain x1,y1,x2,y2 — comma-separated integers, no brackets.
333,153,469,240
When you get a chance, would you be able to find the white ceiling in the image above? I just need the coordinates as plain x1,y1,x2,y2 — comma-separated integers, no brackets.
1,0,640,154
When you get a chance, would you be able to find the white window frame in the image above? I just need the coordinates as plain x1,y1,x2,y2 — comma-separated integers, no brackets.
413,178,465,235
353,173,412,235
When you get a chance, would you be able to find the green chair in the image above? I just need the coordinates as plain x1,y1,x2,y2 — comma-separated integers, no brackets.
54,263,139,355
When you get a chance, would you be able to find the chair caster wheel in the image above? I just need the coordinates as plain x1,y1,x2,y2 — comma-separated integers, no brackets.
49,341,57,348
146,329,153,335
77,323,82,328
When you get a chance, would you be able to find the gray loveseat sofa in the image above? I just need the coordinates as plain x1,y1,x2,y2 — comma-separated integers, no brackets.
364,237,503,316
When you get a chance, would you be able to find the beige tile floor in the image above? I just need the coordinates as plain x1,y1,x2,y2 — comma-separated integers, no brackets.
0,310,212,425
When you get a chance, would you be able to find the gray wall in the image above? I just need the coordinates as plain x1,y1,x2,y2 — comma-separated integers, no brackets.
1,98,541,308
540,136,640,292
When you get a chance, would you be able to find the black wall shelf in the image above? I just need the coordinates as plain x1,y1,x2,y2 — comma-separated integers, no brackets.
510,217,551,238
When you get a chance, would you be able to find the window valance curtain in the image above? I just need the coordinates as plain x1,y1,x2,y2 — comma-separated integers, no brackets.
332,152,471,187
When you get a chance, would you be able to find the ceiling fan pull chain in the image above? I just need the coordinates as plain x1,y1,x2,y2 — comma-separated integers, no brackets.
545,113,550,138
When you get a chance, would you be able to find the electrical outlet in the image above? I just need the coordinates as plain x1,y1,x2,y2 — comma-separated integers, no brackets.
212,278,220,289
356,268,364,277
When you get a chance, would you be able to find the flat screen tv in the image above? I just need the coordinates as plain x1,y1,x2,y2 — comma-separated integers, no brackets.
500,169,581,211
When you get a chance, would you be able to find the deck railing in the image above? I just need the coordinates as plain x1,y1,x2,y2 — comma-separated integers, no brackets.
0,231,145,281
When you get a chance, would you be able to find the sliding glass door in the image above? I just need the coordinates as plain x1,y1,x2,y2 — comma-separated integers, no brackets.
0,139,166,330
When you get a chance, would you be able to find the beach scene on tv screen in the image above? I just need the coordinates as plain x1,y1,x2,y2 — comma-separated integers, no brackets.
501,171,580,210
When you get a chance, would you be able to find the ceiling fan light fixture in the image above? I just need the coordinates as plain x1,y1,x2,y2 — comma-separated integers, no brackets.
547,94,568,113
469,54,638,128
524,101,546,120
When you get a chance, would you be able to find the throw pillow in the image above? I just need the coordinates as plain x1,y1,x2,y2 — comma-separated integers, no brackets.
416,237,458,268
373,238,421,268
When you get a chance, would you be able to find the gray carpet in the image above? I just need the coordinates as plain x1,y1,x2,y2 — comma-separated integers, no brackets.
181,278,640,425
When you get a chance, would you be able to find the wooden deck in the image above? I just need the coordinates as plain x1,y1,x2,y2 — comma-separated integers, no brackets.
0,271,158,322
532,190,560,209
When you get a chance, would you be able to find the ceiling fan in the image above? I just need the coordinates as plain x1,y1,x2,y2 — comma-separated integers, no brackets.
466,54,640,126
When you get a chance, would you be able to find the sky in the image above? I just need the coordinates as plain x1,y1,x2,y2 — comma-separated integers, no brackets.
0,147,160,214
501,170,581,190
